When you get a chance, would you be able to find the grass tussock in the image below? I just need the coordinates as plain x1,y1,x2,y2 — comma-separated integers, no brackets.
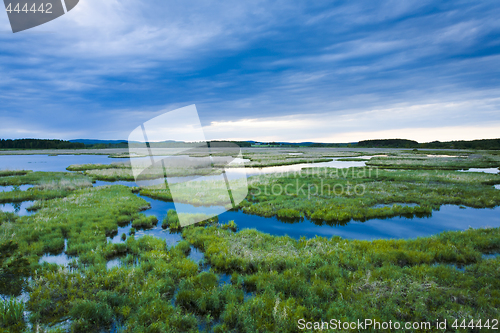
0,176,92,204
0,170,30,177
181,225,500,332
0,298,25,330
366,154,500,170
241,167,500,223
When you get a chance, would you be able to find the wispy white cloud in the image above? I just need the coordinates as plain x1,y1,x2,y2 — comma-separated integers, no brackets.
0,0,499,141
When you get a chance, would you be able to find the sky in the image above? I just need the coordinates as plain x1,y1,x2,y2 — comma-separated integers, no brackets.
1,0,500,143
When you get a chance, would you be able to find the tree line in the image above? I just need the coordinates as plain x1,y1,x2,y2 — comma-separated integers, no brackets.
357,138,500,150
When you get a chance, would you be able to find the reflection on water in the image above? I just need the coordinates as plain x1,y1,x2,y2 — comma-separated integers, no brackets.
242,158,367,178
94,180,137,187
482,253,500,259
0,201,35,216
0,185,33,192
127,195,500,241
0,154,128,172
39,240,73,266
107,258,122,269
217,205,500,241
459,168,499,174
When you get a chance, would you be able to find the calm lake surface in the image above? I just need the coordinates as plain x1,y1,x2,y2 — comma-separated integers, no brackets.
0,154,126,172
0,201,34,216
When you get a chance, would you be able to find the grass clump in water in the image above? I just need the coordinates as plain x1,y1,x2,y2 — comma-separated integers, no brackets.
182,225,500,332
0,170,30,177
366,153,500,170
28,236,201,332
131,215,158,230
162,209,180,230
241,167,500,223
0,172,92,203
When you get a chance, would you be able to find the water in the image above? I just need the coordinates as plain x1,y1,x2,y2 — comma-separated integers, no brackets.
0,184,33,192
495,185,500,190
242,158,367,177
39,252,74,266
93,175,500,241
104,192,500,241
482,253,500,259
39,240,73,266
0,154,127,172
0,201,35,216
107,258,122,269
217,205,500,240
94,180,137,187
459,168,499,174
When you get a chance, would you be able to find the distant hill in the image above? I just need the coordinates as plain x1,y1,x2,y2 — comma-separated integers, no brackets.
419,139,500,150
70,139,128,149
69,139,129,145
358,139,419,148
0,139,85,150
2,138,499,150
357,138,500,150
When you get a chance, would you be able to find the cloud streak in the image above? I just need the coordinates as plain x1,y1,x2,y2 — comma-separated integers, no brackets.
0,0,499,141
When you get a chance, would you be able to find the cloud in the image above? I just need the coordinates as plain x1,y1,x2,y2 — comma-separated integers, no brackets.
0,0,499,141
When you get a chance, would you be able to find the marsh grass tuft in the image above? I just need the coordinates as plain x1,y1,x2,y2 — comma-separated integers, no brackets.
0,298,25,330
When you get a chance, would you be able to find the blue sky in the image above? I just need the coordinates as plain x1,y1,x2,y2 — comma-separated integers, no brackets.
1,0,499,142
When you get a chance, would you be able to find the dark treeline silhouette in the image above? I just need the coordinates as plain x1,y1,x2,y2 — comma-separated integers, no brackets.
210,141,252,147
357,139,419,148
0,139,85,150
357,138,500,150
420,139,500,150
2,138,500,150
0,139,130,150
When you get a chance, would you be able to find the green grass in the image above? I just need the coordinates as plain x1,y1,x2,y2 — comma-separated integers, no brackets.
366,154,500,170
0,170,30,177
0,171,91,186
131,215,158,230
239,167,500,223
82,166,221,181
0,186,150,266
28,236,201,332
162,209,181,231
0,177,92,203
0,298,25,330
1,160,499,331
182,224,500,332
240,151,364,168
66,163,129,171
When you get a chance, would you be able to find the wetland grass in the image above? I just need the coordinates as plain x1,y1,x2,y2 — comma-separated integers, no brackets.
366,154,500,170
0,170,30,177
66,163,129,171
241,167,500,223
0,298,25,330
1,157,499,331
0,172,92,204
182,224,500,332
